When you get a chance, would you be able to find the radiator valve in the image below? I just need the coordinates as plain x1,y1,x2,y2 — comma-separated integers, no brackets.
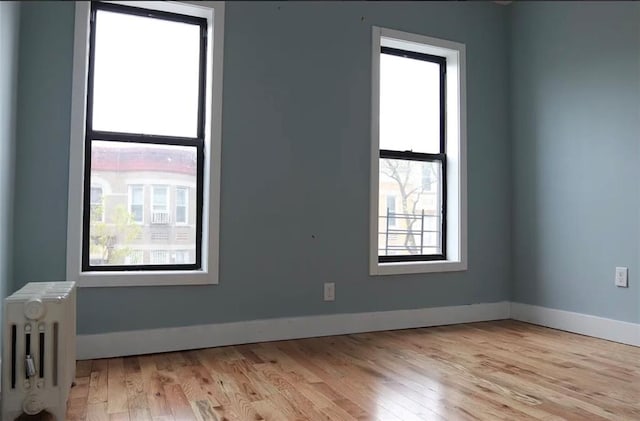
24,298,46,320
25,354,36,378
23,393,44,415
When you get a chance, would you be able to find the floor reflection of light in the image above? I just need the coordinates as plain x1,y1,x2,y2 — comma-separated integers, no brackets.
368,375,445,420
342,333,448,420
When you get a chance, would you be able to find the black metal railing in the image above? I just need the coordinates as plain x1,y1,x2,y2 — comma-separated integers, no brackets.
379,209,440,255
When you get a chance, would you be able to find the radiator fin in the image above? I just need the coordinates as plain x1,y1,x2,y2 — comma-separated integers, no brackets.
25,331,31,379
11,324,16,389
53,322,59,387
39,331,45,378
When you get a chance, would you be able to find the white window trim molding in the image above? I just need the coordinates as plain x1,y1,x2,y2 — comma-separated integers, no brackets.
66,1,225,287
369,26,467,276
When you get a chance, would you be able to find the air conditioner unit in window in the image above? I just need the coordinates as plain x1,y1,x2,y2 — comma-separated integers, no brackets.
151,211,171,224
2,282,76,421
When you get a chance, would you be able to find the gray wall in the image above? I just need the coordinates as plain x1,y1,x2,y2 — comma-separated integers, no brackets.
0,2,20,329
510,2,640,323
14,1,512,335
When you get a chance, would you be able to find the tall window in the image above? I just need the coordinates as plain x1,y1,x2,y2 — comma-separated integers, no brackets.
176,187,189,224
371,27,467,275
152,185,170,224
83,2,206,271
378,47,446,262
128,185,144,223
68,1,224,286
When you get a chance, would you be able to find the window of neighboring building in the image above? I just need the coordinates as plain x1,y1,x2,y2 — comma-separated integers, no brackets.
90,185,104,222
150,250,170,264
124,250,143,265
370,27,467,275
422,164,435,192
175,187,188,224
152,186,169,213
174,250,190,264
67,1,225,286
386,195,396,227
152,185,170,224
128,185,144,223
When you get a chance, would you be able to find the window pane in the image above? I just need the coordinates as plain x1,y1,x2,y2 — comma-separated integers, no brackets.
130,186,143,205
176,187,187,206
89,141,197,266
176,207,186,224
378,158,442,256
175,187,188,224
92,9,202,137
152,186,168,211
380,53,441,154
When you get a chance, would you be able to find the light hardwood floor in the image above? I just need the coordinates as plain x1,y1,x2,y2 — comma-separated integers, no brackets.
59,320,639,421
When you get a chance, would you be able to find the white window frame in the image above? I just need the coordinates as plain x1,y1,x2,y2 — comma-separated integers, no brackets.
175,186,189,225
66,1,224,287
370,27,467,275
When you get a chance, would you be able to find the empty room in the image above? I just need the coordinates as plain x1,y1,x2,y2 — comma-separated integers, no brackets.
0,0,638,420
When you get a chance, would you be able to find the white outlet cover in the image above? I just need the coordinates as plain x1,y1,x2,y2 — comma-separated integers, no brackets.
324,282,335,301
615,267,628,288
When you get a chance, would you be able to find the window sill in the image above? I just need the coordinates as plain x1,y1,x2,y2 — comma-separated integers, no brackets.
371,259,467,276
73,270,217,288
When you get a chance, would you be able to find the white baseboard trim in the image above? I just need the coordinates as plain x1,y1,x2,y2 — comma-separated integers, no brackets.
511,302,640,347
77,301,640,359
77,301,510,360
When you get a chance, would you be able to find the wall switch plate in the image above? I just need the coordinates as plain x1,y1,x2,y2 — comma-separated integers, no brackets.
324,282,335,301
615,267,628,288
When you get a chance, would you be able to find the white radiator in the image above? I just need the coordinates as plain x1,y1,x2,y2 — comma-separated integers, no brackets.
2,282,76,421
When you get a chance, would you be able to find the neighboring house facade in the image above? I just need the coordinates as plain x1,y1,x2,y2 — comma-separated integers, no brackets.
89,143,197,266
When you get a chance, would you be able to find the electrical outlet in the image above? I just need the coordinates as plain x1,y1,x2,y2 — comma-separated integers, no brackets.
615,267,628,288
324,282,335,301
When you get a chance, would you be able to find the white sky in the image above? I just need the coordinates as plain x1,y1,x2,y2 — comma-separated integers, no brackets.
380,54,441,154
92,10,201,138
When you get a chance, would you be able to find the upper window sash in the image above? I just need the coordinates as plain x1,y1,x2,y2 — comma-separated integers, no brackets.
86,2,208,140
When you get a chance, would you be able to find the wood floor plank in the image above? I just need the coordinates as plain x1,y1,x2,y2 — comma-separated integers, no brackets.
108,412,130,421
107,358,128,414
139,354,173,418
123,357,153,421
164,383,197,421
67,321,640,421
88,360,109,405
86,403,109,421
